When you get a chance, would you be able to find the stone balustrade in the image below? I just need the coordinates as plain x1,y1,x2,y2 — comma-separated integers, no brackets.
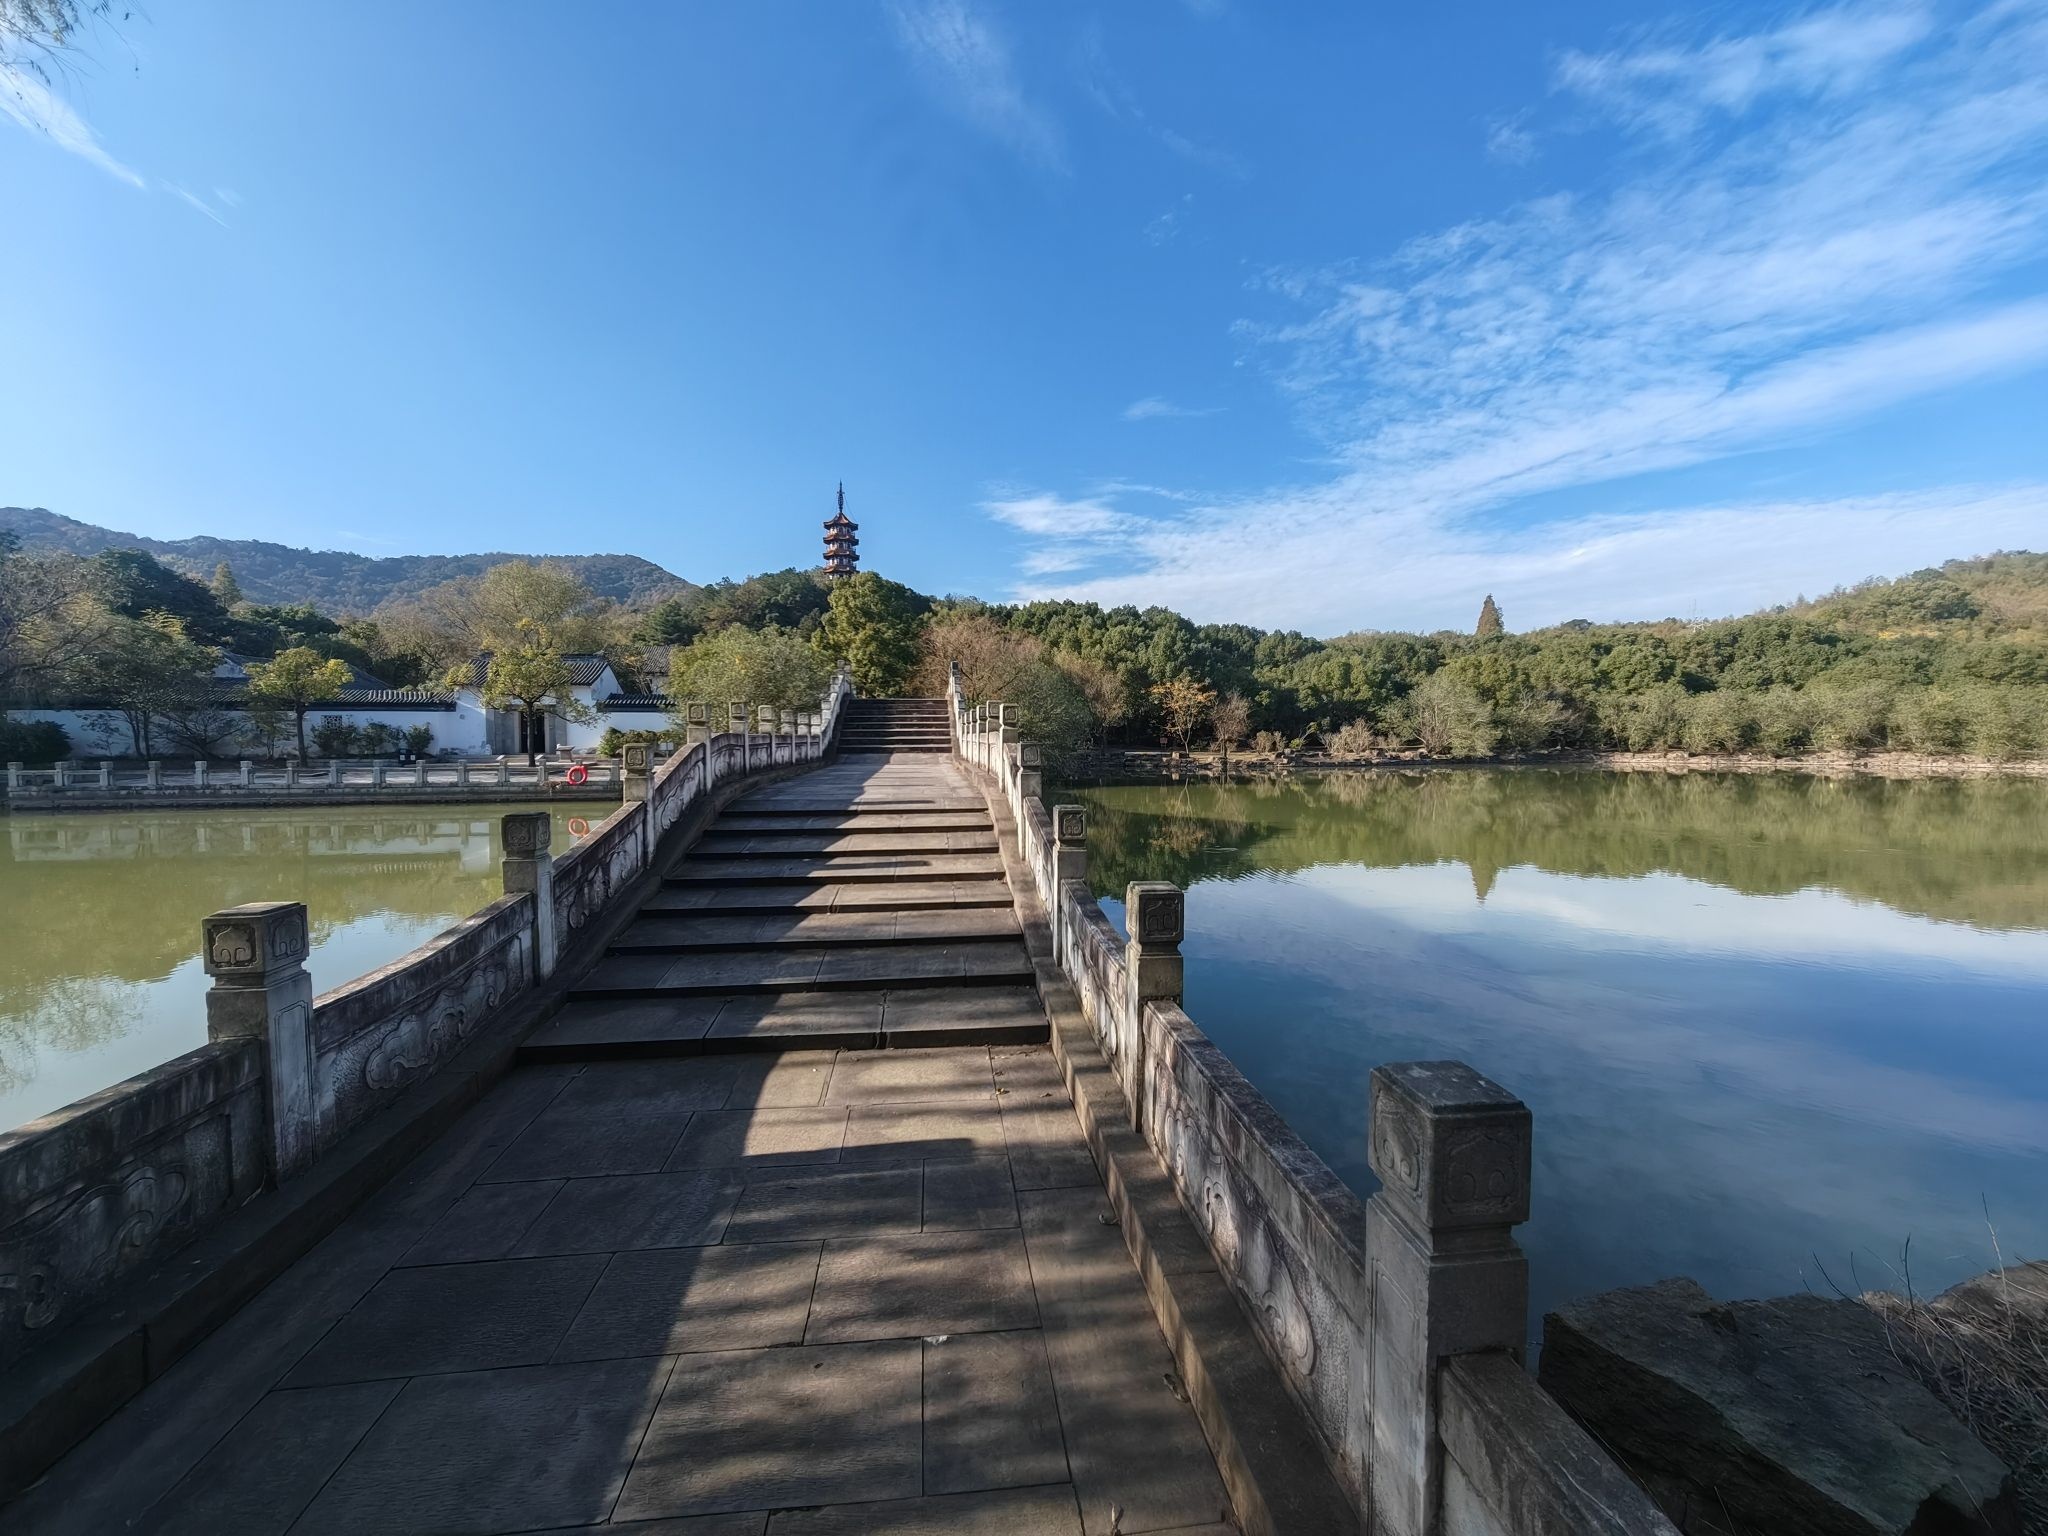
0,666,855,1493
2,755,636,806
945,666,1676,1536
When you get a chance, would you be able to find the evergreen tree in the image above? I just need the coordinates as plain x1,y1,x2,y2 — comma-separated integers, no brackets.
211,561,243,608
1476,594,1505,638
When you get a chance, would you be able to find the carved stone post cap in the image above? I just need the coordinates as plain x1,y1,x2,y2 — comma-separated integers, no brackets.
1369,1061,1532,1231
620,743,652,773
686,702,711,725
501,811,553,858
998,703,1017,724
1018,742,1043,768
203,901,309,981
1124,881,1185,949
1053,804,1088,843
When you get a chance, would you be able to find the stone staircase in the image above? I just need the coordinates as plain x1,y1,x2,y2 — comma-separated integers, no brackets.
523,754,1047,1057
838,696,953,755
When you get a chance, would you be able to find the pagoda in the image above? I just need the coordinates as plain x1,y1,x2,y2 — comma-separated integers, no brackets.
822,483,860,579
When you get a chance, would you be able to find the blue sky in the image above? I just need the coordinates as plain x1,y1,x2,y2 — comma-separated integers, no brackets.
3,1,2045,634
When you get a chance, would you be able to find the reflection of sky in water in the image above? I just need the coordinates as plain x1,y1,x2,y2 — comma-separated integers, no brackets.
1,804,612,1132
1127,862,2048,1337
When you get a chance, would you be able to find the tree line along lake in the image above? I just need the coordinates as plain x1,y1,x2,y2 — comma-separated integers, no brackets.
1074,767,2048,1329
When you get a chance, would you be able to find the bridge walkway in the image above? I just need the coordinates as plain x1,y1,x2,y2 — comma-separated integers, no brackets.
20,753,1239,1536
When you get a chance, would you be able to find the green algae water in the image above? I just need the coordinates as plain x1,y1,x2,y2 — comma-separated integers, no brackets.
1075,769,2048,1329
1,802,615,1133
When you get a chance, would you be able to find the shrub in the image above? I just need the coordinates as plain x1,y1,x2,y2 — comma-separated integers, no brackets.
1752,688,1815,757
1892,688,1972,755
309,717,359,757
404,724,436,758
1809,684,1893,753
598,727,672,758
1399,671,1497,756
1250,729,1287,754
1325,720,1383,756
1600,686,1689,752
359,722,400,757
1681,690,1758,754
1967,687,2043,763
0,719,70,765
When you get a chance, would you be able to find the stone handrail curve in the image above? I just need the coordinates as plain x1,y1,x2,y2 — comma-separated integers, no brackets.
943,662,1675,1536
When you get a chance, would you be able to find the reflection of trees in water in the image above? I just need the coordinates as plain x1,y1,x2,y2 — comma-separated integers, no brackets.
1,804,605,1022
1074,769,2048,931
0,976,150,1098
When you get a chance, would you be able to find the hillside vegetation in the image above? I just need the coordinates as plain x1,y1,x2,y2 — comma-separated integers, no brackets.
0,507,695,611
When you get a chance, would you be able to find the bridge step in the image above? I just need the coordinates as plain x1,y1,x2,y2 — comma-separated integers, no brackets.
572,939,1034,998
666,854,1008,885
690,832,1000,856
522,984,1047,1058
711,813,993,832
612,909,1021,952
642,881,1015,915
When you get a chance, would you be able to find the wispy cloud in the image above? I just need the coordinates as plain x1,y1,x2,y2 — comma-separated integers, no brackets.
1123,396,1222,421
1079,24,1248,178
164,182,228,225
1485,115,1537,165
889,0,1062,169
999,0,2048,631
0,63,143,187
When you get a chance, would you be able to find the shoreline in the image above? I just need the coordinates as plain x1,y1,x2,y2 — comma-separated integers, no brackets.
1057,746,2048,784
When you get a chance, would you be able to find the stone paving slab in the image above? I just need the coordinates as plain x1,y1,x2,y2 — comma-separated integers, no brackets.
283,1253,609,1386
510,1168,743,1256
293,1356,674,1535
923,1329,1070,1496
843,1098,1010,1161
614,1340,923,1520
922,1154,1021,1231
805,1230,1039,1343
552,1242,823,1361
668,1105,851,1168
478,1103,688,1181
765,1485,1084,1535
723,1162,925,1243
823,1046,996,1104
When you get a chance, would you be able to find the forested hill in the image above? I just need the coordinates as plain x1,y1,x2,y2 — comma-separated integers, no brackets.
0,507,696,613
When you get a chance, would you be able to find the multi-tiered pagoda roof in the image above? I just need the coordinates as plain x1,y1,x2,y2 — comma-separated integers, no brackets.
823,482,860,578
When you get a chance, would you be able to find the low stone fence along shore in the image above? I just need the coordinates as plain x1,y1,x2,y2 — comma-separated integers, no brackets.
0,671,853,1496
949,674,1679,1536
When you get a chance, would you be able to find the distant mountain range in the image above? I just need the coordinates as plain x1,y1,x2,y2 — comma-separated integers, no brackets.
0,507,697,613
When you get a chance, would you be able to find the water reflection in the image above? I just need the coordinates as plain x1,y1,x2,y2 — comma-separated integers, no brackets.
1079,769,2048,1331
1,803,614,1131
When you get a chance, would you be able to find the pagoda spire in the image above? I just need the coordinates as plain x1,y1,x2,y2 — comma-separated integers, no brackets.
823,482,860,579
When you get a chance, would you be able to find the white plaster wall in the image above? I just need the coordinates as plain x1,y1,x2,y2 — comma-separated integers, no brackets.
5,709,131,756
563,706,672,751
5,704,488,758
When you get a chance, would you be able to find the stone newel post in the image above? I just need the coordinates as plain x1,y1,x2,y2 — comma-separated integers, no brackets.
1017,742,1043,805
203,901,317,1180
501,812,557,980
1122,881,1185,1135
1363,1060,1532,1536
620,742,653,864
685,702,712,751
5,762,21,791
1051,805,1087,953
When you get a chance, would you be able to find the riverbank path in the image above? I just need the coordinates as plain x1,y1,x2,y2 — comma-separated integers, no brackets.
19,750,1240,1536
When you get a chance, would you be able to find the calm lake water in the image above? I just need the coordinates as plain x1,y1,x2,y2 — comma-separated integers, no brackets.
1076,769,2048,1331
1,802,615,1133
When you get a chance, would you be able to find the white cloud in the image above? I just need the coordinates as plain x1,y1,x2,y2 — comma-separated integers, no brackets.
889,0,1061,169
0,62,143,187
1123,396,1222,421
999,0,2048,631
1485,116,1537,165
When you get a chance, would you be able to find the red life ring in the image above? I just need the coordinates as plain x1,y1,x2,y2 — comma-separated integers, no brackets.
567,816,591,838
564,763,589,785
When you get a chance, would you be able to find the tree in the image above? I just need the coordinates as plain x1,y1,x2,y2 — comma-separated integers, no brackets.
246,647,355,759
404,560,624,668
914,611,1097,762
1402,671,1497,756
1476,595,1505,639
93,549,232,643
72,614,218,757
210,561,243,608
0,532,114,697
816,572,930,695
475,620,597,763
1211,692,1252,750
1149,677,1216,753
667,626,832,716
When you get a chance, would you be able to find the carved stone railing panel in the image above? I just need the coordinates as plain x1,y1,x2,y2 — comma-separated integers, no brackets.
0,1042,266,1365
